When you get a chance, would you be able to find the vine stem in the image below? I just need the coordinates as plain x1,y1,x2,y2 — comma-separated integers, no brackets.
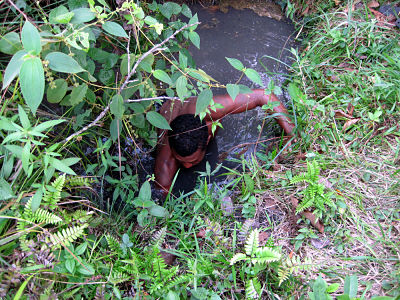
63,21,200,144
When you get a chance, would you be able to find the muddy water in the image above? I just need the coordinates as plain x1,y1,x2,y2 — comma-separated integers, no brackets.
168,5,297,195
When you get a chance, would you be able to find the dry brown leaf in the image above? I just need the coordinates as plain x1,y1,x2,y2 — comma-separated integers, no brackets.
258,231,270,246
347,103,354,116
335,110,353,119
343,118,360,131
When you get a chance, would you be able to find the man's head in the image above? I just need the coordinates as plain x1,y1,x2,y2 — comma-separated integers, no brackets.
168,114,208,168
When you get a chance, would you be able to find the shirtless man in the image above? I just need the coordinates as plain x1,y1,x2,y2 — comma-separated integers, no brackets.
154,89,295,193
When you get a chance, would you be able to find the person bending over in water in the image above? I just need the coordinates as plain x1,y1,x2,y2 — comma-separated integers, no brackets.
154,89,295,194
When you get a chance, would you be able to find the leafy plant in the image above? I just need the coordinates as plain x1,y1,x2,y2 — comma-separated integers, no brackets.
290,160,335,219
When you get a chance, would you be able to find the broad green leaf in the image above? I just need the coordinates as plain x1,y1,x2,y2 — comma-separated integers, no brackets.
137,209,148,227
45,52,84,73
0,179,15,201
138,53,154,73
110,118,122,142
47,79,68,103
70,8,96,24
160,2,181,19
30,189,43,212
75,242,87,256
139,181,151,201
0,32,22,55
133,198,154,208
69,83,88,105
244,68,263,86
21,141,31,174
2,50,27,89
98,68,115,85
288,83,305,101
102,21,128,38
153,69,172,85
49,5,74,24
312,276,328,299
189,31,200,49
20,57,44,115
18,105,30,129
344,275,358,298
181,4,192,18
110,94,125,119
0,117,19,131
226,57,244,71
4,145,23,157
78,262,95,276
65,259,75,273
188,13,199,30
238,84,253,94
326,283,340,293
149,205,168,217
21,21,41,55
61,157,81,166
50,158,76,175
176,75,188,100
146,111,171,130
196,88,213,115
179,51,188,69
188,69,217,83
226,83,240,101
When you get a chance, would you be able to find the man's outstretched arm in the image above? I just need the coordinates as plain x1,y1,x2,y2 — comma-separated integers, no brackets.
208,89,294,135
154,144,179,194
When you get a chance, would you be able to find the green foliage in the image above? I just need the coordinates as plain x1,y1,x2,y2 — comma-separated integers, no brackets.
291,160,335,217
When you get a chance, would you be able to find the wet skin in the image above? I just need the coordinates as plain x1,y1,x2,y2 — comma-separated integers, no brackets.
154,89,295,194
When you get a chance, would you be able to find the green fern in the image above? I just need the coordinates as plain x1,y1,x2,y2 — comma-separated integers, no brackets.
32,208,63,224
43,174,65,209
65,176,97,187
151,227,167,249
109,271,130,284
49,223,88,248
105,235,122,255
290,161,335,215
246,278,261,299
278,255,314,286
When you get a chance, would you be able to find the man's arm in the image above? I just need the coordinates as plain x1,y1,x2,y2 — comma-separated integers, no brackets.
207,89,294,135
154,142,179,194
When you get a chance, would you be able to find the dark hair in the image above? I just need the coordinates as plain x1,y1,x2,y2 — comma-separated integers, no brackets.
168,114,208,157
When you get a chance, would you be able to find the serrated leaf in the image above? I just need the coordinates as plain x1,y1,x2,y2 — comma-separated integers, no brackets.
0,32,22,55
49,5,74,24
18,105,30,129
195,88,213,115
138,53,154,73
230,253,247,265
45,52,84,73
146,111,171,130
102,21,128,38
160,2,181,19
226,57,244,71
149,205,168,217
226,83,240,101
0,179,15,201
47,79,68,103
110,94,125,119
20,57,44,115
153,69,172,85
176,75,188,100
50,158,76,175
21,21,41,55
245,229,259,256
2,50,27,89
244,68,263,86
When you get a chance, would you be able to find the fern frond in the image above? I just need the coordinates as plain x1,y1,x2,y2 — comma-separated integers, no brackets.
239,219,255,242
72,209,93,223
105,235,122,255
32,208,63,225
165,274,192,290
65,176,97,188
151,227,167,249
244,229,259,256
230,253,247,265
109,271,130,284
43,174,65,209
152,253,168,279
245,278,261,299
49,224,87,248
23,198,33,219
253,247,281,265
278,255,315,286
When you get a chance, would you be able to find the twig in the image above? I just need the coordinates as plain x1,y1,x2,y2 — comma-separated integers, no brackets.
125,96,180,103
63,22,200,144
7,0,32,23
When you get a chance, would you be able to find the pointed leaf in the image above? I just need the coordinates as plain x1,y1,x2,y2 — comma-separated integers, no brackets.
45,52,84,73
69,83,88,105
49,5,74,24
226,83,240,101
139,181,151,201
244,68,263,86
149,205,168,217
102,21,128,38
21,21,41,55
230,253,247,265
226,57,244,71
110,94,125,119
3,50,27,89
146,111,171,130
0,179,15,201
50,158,76,175
344,275,358,298
30,189,43,212
153,69,172,85
196,88,213,115
47,79,68,103
20,57,44,115
18,105,31,129
176,75,188,100
34,119,65,132
189,31,200,49
70,8,96,24
21,141,31,174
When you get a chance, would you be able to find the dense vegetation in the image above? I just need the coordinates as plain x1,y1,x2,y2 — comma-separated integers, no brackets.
0,0,399,298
